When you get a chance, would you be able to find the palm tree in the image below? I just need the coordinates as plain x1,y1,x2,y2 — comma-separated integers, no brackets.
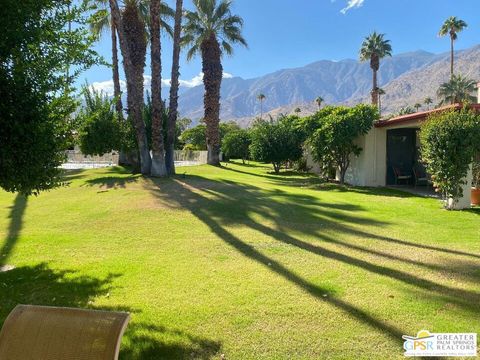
183,0,247,165
424,97,433,110
87,0,123,115
414,103,422,112
439,16,467,79
150,0,167,176
165,0,183,175
109,0,151,174
257,93,266,119
359,31,392,107
377,88,385,116
87,0,173,113
437,74,477,105
315,96,324,110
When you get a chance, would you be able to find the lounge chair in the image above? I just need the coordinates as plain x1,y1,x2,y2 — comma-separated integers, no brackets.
0,305,129,360
392,166,412,185
413,166,430,187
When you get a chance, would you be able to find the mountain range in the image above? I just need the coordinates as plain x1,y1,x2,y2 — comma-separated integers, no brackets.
177,45,480,124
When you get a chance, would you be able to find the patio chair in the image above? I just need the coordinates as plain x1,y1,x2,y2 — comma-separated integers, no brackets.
0,305,130,360
392,166,412,185
413,165,430,187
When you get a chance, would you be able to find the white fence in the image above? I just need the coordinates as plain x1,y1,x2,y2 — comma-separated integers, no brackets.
62,150,207,169
174,150,208,166
62,150,119,169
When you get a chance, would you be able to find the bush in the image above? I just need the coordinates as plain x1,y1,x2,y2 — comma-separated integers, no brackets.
305,104,378,184
221,129,251,163
250,116,304,173
420,108,480,208
77,86,124,156
0,0,98,195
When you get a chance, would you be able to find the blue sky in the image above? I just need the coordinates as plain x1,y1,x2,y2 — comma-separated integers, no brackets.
83,0,480,93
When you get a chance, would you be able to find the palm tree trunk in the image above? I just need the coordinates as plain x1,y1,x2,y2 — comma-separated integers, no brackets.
150,0,167,177
371,69,378,106
201,34,222,166
450,35,454,79
166,0,183,175
111,21,123,116
110,0,151,175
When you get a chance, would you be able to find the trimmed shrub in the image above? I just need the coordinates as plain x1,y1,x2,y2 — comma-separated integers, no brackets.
420,108,480,208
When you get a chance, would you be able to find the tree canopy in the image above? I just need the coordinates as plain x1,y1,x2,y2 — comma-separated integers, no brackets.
250,116,304,173
305,105,378,184
0,0,98,194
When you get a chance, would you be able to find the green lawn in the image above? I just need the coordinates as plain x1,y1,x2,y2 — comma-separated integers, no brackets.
1,161,479,359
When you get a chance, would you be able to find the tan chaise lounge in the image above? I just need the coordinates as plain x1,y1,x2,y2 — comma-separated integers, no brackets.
0,305,129,360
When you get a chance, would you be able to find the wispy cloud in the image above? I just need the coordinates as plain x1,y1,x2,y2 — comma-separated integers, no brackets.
91,72,234,96
340,0,365,14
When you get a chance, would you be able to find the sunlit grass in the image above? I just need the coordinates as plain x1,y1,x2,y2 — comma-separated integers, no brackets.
1,161,479,359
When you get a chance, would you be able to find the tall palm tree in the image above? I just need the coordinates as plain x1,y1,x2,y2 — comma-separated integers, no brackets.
183,0,247,165
414,103,422,112
165,0,183,175
424,97,433,110
87,0,123,115
150,0,167,176
437,74,476,105
87,0,173,116
439,16,467,79
109,0,151,174
377,88,385,116
257,93,266,119
315,96,324,110
359,32,392,107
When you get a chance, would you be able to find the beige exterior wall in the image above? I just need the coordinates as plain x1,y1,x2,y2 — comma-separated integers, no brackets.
307,120,473,209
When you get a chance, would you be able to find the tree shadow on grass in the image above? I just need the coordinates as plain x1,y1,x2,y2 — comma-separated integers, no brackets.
0,263,119,323
0,262,220,359
146,172,480,345
1,194,28,267
83,174,141,189
120,323,221,360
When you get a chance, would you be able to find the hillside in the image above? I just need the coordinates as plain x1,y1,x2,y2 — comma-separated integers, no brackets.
177,45,480,123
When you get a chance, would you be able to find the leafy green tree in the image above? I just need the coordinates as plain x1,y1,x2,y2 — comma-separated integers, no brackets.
420,109,480,208
183,0,247,165
180,125,207,150
359,32,392,107
221,129,251,163
437,74,477,105
250,116,304,173
439,16,467,79
307,105,378,184
77,86,123,156
0,0,98,195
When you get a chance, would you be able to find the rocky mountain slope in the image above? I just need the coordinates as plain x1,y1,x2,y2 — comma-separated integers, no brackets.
177,45,480,124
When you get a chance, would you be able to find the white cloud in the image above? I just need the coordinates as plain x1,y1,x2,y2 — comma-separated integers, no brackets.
91,72,234,95
340,0,364,14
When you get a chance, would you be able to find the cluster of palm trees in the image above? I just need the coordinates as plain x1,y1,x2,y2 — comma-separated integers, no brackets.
359,16,472,112
88,0,246,175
